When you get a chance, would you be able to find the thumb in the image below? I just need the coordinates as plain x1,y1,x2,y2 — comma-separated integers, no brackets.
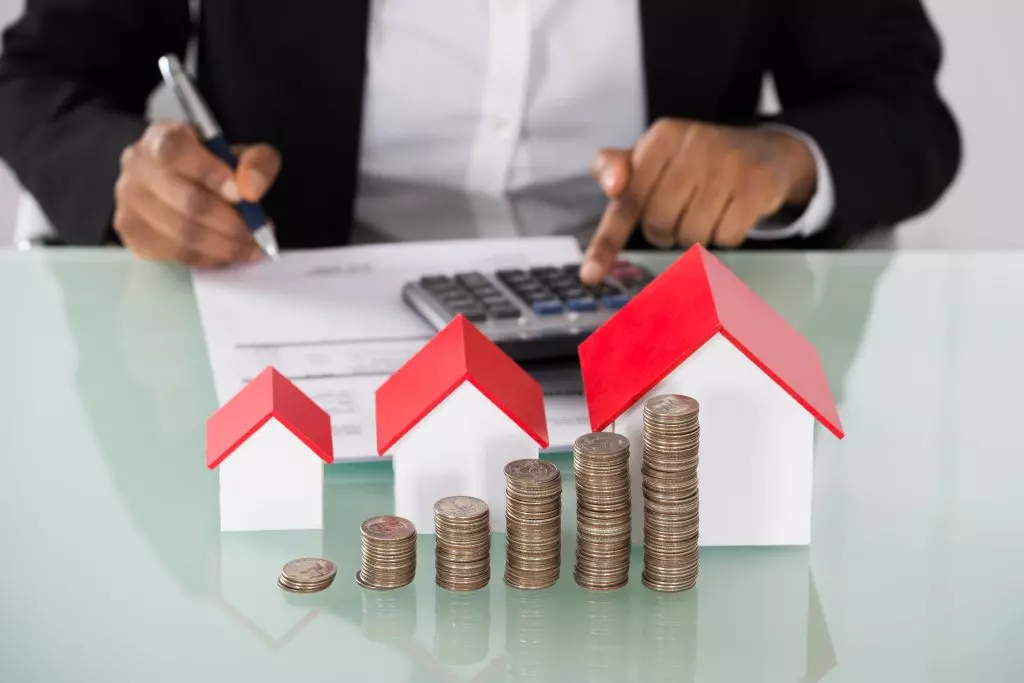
591,148,632,199
234,144,282,202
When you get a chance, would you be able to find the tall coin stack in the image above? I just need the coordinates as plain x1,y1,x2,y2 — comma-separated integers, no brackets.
642,395,701,592
434,496,491,591
573,433,632,590
357,515,417,591
504,459,562,590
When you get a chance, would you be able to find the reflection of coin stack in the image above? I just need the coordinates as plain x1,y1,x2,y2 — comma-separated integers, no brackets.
361,587,418,644
640,590,698,683
504,459,562,590
434,588,492,665
505,590,556,681
357,516,418,590
573,433,632,591
580,593,630,683
642,395,701,593
434,496,491,591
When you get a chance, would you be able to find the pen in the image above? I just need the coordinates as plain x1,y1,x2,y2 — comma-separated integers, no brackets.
157,54,280,260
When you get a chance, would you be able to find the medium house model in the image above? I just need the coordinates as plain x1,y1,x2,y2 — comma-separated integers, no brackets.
207,366,334,532
578,245,844,547
376,315,549,534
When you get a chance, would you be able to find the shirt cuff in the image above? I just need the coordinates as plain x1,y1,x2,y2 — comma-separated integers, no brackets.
746,124,835,241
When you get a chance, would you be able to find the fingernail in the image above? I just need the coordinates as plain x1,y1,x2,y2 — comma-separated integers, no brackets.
249,170,267,199
580,260,603,284
220,178,241,203
600,170,617,195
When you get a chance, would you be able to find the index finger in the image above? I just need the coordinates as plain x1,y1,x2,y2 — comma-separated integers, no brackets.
143,122,241,203
580,200,639,284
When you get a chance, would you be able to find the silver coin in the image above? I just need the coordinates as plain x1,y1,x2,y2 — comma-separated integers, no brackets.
644,395,700,418
281,558,338,584
435,496,489,519
574,432,630,456
504,459,561,483
361,515,417,541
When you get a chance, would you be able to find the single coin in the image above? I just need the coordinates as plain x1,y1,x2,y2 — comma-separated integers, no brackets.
435,496,489,519
574,432,630,456
361,516,417,541
504,459,560,483
644,395,700,418
281,558,337,585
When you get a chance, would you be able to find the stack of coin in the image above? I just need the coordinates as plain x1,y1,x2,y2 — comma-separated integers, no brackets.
277,558,337,593
504,459,562,590
573,433,632,590
357,515,417,590
642,395,701,592
434,496,491,591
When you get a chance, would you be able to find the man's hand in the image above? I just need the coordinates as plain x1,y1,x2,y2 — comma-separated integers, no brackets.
579,119,817,284
114,121,281,268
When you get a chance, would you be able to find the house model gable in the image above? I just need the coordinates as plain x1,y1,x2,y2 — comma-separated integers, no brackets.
578,244,844,439
376,314,549,455
375,315,549,534
207,366,334,469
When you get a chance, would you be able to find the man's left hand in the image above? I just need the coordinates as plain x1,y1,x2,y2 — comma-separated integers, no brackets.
580,118,817,284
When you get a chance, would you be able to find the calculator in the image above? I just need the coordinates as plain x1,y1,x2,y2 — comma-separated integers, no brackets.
402,260,655,362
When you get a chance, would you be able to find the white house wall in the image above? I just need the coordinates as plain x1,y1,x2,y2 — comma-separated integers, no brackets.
390,382,539,534
613,332,815,546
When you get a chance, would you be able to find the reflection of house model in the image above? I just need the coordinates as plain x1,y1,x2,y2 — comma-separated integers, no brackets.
207,366,334,531
376,315,549,534
579,244,844,547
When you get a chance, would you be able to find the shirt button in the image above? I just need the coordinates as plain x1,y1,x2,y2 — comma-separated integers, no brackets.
493,118,514,138
497,0,519,11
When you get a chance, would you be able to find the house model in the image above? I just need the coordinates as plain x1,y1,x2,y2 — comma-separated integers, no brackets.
578,244,844,547
376,314,549,534
207,366,334,532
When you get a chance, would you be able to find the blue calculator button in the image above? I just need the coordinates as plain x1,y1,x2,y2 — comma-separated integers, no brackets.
531,299,565,315
566,297,599,312
602,294,631,309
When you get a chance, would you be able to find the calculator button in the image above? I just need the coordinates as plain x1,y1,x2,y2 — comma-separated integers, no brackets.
529,266,560,280
480,294,511,307
420,275,452,288
489,305,523,320
455,272,489,288
440,293,475,306
558,286,589,300
602,294,631,309
473,286,502,299
566,297,599,312
497,269,531,284
531,299,565,316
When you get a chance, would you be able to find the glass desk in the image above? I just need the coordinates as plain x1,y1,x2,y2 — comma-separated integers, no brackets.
1,248,1022,682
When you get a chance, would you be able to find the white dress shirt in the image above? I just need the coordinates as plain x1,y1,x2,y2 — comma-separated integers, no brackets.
354,0,833,243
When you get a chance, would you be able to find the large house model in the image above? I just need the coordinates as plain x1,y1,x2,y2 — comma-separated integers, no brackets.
376,315,549,534
207,366,334,532
578,244,844,547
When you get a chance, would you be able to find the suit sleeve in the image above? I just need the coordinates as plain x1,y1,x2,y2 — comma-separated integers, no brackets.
0,0,190,245
770,0,961,241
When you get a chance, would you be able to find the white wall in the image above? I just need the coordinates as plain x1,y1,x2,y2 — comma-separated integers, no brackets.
0,0,1018,248
896,0,1024,248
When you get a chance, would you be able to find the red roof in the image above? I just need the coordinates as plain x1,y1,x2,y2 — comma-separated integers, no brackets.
207,366,334,469
376,315,549,454
578,245,844,439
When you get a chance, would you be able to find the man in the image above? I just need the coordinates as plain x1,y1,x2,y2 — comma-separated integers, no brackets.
0,0,960,284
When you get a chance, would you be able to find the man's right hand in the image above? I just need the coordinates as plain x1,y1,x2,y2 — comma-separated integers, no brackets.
114,121,281,268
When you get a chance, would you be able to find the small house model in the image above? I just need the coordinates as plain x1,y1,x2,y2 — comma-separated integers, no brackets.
207,366,334,531
376,315,549,534
578,244,844,547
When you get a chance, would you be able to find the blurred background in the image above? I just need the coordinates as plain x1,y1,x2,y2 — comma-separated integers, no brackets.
0,0,1018,248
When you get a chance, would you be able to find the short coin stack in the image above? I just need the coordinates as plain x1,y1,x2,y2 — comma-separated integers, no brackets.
573,433,632,590
642,395,701,592
504,459,562,590
357,515,418,590
277,558,337,594
434,496,491,591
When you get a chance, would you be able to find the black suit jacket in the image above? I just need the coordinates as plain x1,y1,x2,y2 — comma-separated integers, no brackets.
0,0,961,249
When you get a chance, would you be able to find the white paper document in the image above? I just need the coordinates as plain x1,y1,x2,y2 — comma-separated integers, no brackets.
192,237,592,462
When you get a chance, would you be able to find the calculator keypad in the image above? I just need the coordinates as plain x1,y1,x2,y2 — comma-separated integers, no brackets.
417,261,653,324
